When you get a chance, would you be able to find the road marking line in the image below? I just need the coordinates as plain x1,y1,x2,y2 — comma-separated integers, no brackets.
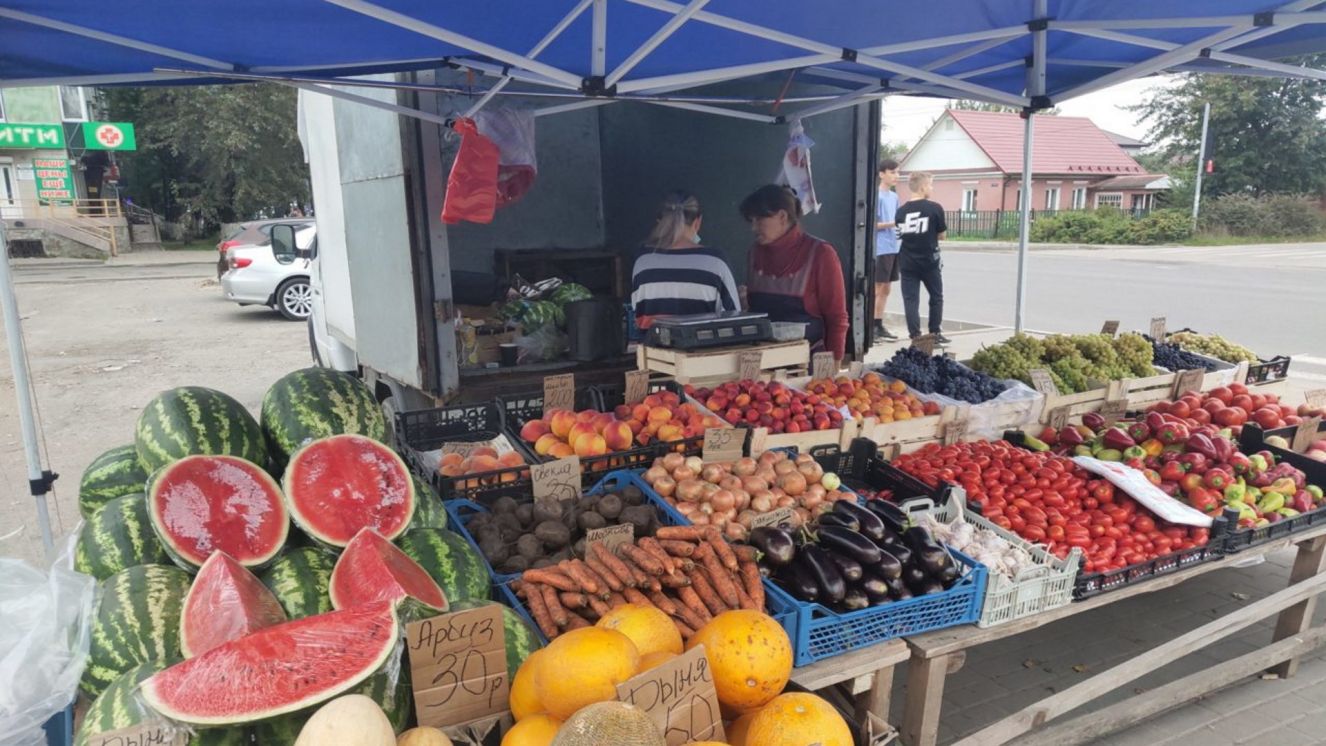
1290,354,1326,366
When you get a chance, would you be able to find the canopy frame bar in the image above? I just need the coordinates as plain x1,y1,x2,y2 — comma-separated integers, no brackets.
0,6,234,70
464,0,595,116
592,0,607,76
1050,10,1326,31
607,0,710,87
1014,0,1048,334
1065,27,1326,81
644,99,777,122
788,83,886,120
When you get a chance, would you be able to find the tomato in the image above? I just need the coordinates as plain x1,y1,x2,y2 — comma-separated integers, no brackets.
1009,516,1027,532
1043,491,1066,508
1023,525,1047,542
1133,516,1156,533
1048,525,1066,541
1023,506,1048,526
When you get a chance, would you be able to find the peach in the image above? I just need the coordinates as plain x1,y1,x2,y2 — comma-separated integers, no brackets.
602,420,634,451
660,391,681,407
614,404,633,420
573,432,607,457
498,451,525,467
625,419,644,435
439,463,464,477
631,403,652,422
549,410,578,439
648,406,673,424
643,393,662,408
591,413,617,434
534,433,561,456
575,409,600,424
519,419,551,443
548,441,575,459
439,452,465,468
468,454,500,474
568,422,598,445
657,423,685,443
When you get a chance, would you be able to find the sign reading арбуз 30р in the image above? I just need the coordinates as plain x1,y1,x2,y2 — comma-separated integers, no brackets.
0,123,64,149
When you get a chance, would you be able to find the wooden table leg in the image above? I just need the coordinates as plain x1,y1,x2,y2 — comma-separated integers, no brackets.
902,653,957,746
1271,535,1326,678
855,664,896,724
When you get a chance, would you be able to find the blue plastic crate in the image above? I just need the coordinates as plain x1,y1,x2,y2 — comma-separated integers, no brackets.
443,470,657,585
764,546,987,667
43,703,73,746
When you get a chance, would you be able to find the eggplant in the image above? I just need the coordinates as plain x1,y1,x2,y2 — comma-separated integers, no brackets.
901,564,928,590
903,526,952,576
799,545,847,605
882,575,905,596
827,551,863,583
859,574,889,600
886,542,914,567
875,526,903,549
935,561,960,586
816,511,859,531
816,526,882,565
891,587,914,601
874,550,903,581
839,588,869,612
833,501,887,541
778,563,820,603
865,500,909,533
749,527,797,568
914,580,945,596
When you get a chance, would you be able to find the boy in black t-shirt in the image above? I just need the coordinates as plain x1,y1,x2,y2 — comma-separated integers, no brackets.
895,172,949,343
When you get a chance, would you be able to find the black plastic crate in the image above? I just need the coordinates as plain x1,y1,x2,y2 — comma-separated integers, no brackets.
1072,541,1218,599
1225,422,1326,552
593,378,710,461
1247,355,1292,384
395,403,532,504
810,438,948,503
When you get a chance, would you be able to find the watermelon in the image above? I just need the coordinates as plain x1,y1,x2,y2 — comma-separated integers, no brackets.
82,564,191,698
410,475,447,530
74,660,249,746
395,527,489,604
141,600,400,725
181,552,288,658
282,434,416,548
261,367,386,460
253,648,412,741
135,386,267,473
148,455,289,570
550,282,592,307
450,600,542,678
330,528,447,613
79,445,150,518
74,493,168,580
260,546,337,619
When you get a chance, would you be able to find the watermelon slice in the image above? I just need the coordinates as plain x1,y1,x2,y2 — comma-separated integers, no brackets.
283,435,416,548
330,528,448,613
181,551,288,658
148,455,289,570
141,600,399,725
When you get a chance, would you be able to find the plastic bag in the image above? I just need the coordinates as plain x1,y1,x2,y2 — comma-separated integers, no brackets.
909,380,1046,441
475,107,537,207
0,556,95,746
514,325,568,363
441,117,500,225
775,119,821,215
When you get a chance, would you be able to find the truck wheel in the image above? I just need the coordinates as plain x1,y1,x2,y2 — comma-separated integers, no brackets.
275,277,313,321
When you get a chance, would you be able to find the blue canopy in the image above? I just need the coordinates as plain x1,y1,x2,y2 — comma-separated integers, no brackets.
3,0,1325,117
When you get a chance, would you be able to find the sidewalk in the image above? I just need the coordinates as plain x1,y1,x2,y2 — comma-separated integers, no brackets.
12,250,216,270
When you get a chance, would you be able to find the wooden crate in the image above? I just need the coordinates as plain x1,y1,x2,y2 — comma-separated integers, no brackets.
860,414,944,456
637,340,810,384
1039,373,1179,424
764,417,861,453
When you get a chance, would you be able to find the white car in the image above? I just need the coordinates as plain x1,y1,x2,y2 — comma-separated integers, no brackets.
220,225,317,320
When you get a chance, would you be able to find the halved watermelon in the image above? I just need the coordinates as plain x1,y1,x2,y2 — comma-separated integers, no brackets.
148,455,289,570
141,600,399,725
282,435,415,548
330,528,447,613
181,551,288,658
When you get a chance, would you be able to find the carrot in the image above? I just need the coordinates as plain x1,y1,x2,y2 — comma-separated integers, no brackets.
587,594,611,618
619,555,653,587
585,555,625,593
564,613,590,630
560,560,602,597
732,571,758,611
676,585,713,625
660,572,692,589
739,560,765,610
523,583,559,638
521,568,579,593
697,546,740,607
732,544,759,563
591,543,637,588
558,592,588,610
541,584,569,627
659,539,696,558
674,618,696,639
656,526,708,542
689,569,727,616
646,576,664,593
705,527,739,571
622,587,654,607
608,591,628,608
648,591,680,617
638,537,677,576
621,545,666,575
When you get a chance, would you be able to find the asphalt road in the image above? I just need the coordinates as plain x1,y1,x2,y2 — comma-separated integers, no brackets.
932,243,1326,383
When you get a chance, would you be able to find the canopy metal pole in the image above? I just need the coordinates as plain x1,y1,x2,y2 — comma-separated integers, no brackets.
1015,0,1047,334
1192,101,1211,228
0,220,56,559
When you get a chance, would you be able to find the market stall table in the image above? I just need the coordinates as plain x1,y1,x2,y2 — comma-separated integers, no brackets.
789,638,910,724
897,524,1326,746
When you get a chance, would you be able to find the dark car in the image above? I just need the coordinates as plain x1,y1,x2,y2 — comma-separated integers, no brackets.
216,218,314,278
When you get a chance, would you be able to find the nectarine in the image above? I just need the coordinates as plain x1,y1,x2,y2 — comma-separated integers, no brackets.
568,422,598,445
520,419,551,443
534,433,561,456
602,421,634,451
549,410,578,439
547,441,575,459
573,432,607,457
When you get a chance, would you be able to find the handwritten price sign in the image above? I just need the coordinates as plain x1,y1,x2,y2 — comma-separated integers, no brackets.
531,456,581,501
85,721,187,746
407,605,509,728
702,427,744,462
543,374,575,416
617,645,725,746
625,370,651,405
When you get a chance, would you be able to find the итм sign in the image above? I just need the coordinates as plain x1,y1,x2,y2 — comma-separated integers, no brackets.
34,158,74,204
0,123,64,149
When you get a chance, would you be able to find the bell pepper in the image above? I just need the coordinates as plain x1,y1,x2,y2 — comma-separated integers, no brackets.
1292,490,1314,514
1102,427,1136,451
1143,468,1163,486
1204,468,1233,491
1308,485,1324,504
1189,487,1221,515
1227,452,1252,475
1249,454,1269,475
1082,411,1106,433
1185,433,1220,462
1145,411,1167,435
1158,482,1180,497
1097,448,1123,462
1058,426,1085,447
1180,472,1205,494
1156,420,1190,446
1123,445,1147,461
1257,491,1286,514
1127,421,1152,444
1270,477,1300,496
1074,445,1094,457
1277,507,1302,519
1223,483,1247,505
1023,435,1051,452
1125,457,1147,470
1160,461,1187,484
1179,452,1209,474
1212,436,1234,463
1141,438,1165,457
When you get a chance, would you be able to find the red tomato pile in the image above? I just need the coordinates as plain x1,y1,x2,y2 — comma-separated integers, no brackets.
893,440,1210,574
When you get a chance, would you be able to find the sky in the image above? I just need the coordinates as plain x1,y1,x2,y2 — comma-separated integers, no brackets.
880,76,1176,148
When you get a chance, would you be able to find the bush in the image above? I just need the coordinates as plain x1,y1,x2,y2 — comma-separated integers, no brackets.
1127,209,1193,244
1029,208,1192,245
1199,193,1326,237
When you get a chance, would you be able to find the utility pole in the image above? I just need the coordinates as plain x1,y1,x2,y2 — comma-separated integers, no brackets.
1191,102,1210,228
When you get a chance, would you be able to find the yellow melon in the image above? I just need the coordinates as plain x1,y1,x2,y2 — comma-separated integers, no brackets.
636,650,677,674
397,726,453,746
501,714,562,746
724,709,760,746
510,648,547,720
686,610,792,713
744,692,851,746
535,627,640,720
549,701,665,746
294,694,394,746
596,604,683,659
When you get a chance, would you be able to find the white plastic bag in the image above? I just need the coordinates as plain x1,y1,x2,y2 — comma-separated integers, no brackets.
775,119,820,215
910,380,1046,440
0,555,95,746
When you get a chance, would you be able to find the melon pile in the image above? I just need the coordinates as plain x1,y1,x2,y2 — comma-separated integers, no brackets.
72,368,540,745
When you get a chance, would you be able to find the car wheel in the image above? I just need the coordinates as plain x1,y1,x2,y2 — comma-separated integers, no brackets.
275,277,313,321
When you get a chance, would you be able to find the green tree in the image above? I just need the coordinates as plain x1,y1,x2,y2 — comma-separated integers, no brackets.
949,99,1060,115
105,84,308,226
1131,59,1326,197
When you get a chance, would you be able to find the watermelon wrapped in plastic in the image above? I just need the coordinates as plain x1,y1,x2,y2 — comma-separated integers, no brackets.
550,282,592,307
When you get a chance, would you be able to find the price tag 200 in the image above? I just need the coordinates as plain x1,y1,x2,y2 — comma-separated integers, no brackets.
543,374,575,415
702,428,744,462
737,351,762,382
811,352,836,381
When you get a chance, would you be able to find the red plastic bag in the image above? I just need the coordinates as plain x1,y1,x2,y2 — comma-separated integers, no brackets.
476,108,537,207
441,117,499,225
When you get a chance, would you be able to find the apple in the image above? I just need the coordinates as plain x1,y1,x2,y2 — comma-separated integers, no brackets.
821,472,842,491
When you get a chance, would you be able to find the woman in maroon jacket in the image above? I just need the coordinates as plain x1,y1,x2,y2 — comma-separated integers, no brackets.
740,185,849,364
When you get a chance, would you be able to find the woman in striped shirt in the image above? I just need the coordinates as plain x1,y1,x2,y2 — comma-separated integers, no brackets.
630,191,740,330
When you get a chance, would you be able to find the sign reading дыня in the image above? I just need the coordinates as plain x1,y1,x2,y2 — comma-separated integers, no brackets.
34,158,74,204
0,123,64,149
81,122,137,151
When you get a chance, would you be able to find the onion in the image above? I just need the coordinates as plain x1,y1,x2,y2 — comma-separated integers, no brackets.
719,475,744,491
725,522,748,541
732,457,758,477
800,491,823,512
737,510,758,528
804,484,827,502
661,452,686,471
701,464,726,484
751,492,775,512
676,479,705,503
711,489,737,512
676,502,698,517
741,476,769,494
792,508,811,527
774,460,797,476
672,465,697,482
684,456,704,473
755,467,778,484
797,461,824,482
653,475,677,497
701,481,720,497
733,489,751,511
775,495,796,509
644,465,669,484
777,472,808,497
691,512,711,525
794,453,815,466
758,450,781,466
699,502,715,515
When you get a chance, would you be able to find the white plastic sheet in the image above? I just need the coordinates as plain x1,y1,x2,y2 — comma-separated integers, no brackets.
910,380,1045,441
0,555,95,746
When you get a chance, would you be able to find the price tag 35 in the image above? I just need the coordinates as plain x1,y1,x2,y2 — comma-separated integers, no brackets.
702,428,744,462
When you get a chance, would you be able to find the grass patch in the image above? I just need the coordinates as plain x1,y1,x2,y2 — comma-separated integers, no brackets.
1182,233,1326,246
162,238,218,251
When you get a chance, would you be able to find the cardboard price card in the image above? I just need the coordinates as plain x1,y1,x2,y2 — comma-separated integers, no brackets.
625,370,651,405
737,351,763,382
1028,368,1059,396
750,506,796,529
408,605,510,728
1172,369,1205,398
542,374,575,416
1293,417,1322,453
702,427,744,463
811,352,836,381
1099,399,1128,425
586,523,635,554
941,419,968,446
531,456,581,501
911,334,936,356
1101,320,1120,337
1046,405,1071,431
1304,389,1326,410
617,645,725,746
85,721,189,746
1149,316,1167,340
748,427,769,457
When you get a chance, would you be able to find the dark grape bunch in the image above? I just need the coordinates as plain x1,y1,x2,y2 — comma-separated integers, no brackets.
879,347,1008,404
1150,340,1223,372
